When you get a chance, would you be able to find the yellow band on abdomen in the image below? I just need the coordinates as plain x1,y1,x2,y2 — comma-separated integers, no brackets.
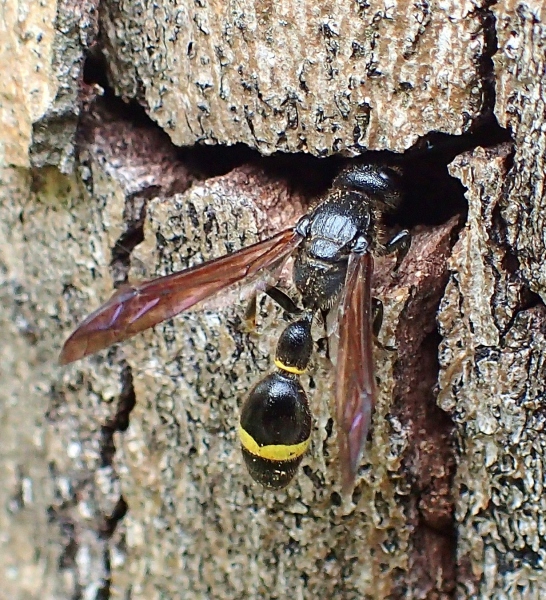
239,426,310,462
274,358,306,375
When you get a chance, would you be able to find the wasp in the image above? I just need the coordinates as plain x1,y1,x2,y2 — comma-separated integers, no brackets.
60,163,410,493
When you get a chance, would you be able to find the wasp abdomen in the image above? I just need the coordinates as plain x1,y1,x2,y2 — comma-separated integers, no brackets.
239,371,311,489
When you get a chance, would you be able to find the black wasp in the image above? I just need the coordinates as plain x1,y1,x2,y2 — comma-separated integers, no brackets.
60,164,410,493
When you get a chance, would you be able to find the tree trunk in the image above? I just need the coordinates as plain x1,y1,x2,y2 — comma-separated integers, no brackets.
1,1,545,598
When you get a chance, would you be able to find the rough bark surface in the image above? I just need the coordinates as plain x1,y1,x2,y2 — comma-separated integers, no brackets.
100,0,484,155
439,144,546,599
435,2,546,592
1,1,545,599
493,1,546,299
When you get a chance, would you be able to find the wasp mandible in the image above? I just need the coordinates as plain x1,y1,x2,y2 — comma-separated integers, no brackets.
60,163,410,493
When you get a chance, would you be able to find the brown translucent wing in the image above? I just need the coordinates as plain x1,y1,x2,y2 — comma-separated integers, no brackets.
334,251,375,494
60,229,302,364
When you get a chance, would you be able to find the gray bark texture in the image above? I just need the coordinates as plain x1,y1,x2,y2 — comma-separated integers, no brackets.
1,1,545,599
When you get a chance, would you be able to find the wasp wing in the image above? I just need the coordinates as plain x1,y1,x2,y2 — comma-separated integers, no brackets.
334,251,375,494
60,229,302,364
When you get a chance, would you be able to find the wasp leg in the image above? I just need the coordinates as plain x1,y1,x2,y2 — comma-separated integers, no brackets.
372,297,383,337
372,297,396,352
245,286,302,330
244,287,302,331
385,229,411,272
265,286,303,317
243,293,259,330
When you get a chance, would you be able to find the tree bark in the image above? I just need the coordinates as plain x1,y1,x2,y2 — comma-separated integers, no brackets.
1,1,545,599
